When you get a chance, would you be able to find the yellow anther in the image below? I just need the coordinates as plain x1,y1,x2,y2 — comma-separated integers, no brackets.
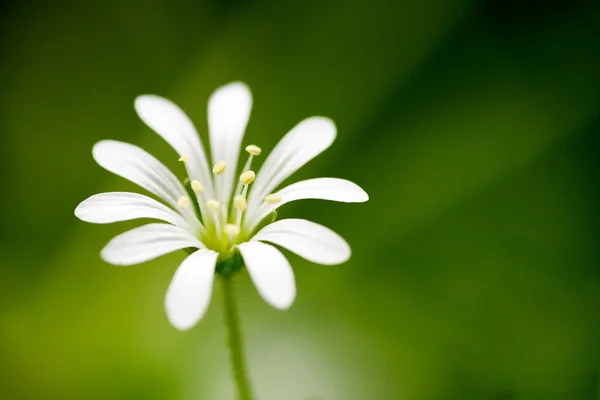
191,180,203,193
239,170,256,185
212,161,227,175
265,194,282,204
178,154,190,163
207,199,220,212
234,195,247,212
177,196,190,208
245,145,262,156
223,224,240,238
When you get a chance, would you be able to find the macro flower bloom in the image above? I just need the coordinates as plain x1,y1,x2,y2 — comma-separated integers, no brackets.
75,82,368,330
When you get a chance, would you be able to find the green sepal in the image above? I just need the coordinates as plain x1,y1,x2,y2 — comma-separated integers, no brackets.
271,209,278,223
182,177,203,223
216,249,244,277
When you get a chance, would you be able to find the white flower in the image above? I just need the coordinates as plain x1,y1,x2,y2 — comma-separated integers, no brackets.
75,82,368,330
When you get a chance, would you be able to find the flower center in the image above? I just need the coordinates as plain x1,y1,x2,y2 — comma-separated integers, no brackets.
176,144,282,255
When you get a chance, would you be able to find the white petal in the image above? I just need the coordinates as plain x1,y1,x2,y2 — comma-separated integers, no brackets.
75,192,201,233
93,140,182,206
248,117,336,214
165,249,218,330
246,178,368,231
92,140,198,224
237,241,296,309
208,82,252,203
101,223,203,266
252,219,351,265
135,95,214,198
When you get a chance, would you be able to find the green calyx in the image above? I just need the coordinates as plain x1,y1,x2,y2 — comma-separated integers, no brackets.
215,250,245,277
183,247,244,277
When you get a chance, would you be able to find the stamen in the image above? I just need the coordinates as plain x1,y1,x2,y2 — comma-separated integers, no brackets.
239,170,256,185
223,224,240,239
245,144,262,156
191,180,204,193
233,144,262,206
212,161,227,175
207,199,222,240
234,195,247,212
207,199,220,212
177,196,190,208
230,144,261,216
265,194,282,204
178,154,190,163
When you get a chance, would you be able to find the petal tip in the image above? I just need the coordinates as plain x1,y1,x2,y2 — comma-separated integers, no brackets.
298,116,337,148
275,301,295,311
210,82,253,114
166,315,197,331
323,242,352,266
134,94,168,110
99,249,119,266
358,189,369,202
100,240,132,266
134,94,150,104
212,81,252,100
339,248,352,265
92,139,122,160
73,201,86,220
345,180,369,202
270,291,296,310
99,246,126,266
310,116,337,137
221,80,251,93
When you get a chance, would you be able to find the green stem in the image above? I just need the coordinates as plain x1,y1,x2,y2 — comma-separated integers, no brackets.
221,275,254,400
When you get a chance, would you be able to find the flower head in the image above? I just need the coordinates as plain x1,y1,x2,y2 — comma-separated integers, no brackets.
75,82,368,330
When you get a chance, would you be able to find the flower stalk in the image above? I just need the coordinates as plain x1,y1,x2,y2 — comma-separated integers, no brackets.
221,274,253,400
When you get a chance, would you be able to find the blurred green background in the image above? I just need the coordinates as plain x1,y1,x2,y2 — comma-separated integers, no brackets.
1,0,599,399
